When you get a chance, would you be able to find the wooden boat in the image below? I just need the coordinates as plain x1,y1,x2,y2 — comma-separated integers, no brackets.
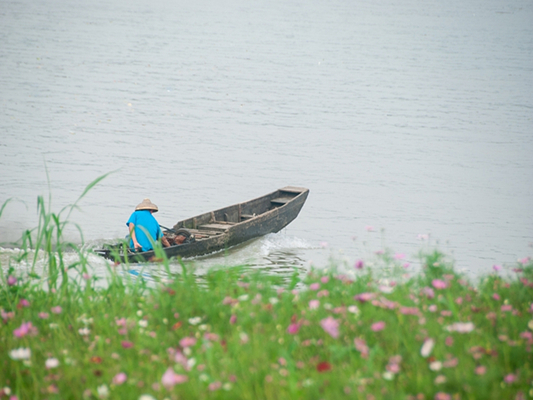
95,186,309,263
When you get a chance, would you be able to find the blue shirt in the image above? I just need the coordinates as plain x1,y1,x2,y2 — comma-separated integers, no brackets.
126,210,163,252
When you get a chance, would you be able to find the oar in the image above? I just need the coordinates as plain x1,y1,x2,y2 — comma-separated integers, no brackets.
159,224,176,233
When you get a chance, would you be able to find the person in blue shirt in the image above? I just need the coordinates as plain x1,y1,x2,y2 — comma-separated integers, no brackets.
126,199,169,251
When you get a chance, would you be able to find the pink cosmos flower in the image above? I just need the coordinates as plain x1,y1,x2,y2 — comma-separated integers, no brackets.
492,293,501,301
501,305,513,312
422,287,435,299
434,393,451,400
365,226,374,232
493,265,502,271
445,336,453,346
321,276,329,284
179,337,197,348
354,260,364,270
161,368,188,388
18,299,30,307
354,338,369,358
113,372,127,385
317,290,329,298
121,341,134,349
371,321,386,332
428,305,438,312
320,316,339,339
209,381,222,391
504,374,517,384
475,365,486,375
14,322,37,338
174,351,189,370
394,253,405,260
229,314,237,324
354,293,375,303
7,276,17,286
432,279,448,290
309,283,320,291
399,307,419,315
51,306,62,314
38,312,49,319
287,323,300,335
309,300,320,310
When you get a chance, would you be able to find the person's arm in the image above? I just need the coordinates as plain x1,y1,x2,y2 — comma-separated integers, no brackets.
129,223,142,250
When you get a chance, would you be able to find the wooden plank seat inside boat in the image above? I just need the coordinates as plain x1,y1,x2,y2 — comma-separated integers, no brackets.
198,222,236,231
270,196,293,206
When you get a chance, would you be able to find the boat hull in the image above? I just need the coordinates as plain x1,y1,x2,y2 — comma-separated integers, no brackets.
95,187,309,263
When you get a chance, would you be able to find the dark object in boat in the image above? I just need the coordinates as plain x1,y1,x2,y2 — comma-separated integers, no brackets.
94,186,309,263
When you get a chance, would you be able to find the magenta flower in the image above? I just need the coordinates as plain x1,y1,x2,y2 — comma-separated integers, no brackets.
432,279,448,290
354,260,364,270
51,306,62,314
113,372,127,385
371,321,386,332
493,265,502,271
161,368,188,388
13,322,37,338
504,373,517,384
179,337,197,348
492,293,501,301
229,314,237,324
18,299,30,307
7,276,17,286
121,341,134,349
287,323,300,335
320,316,340,339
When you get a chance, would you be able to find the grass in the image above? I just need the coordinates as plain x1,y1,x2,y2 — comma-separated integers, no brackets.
1,179,532,400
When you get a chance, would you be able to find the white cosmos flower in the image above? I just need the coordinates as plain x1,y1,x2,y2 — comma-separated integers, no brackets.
188,317,202,325
78,327,91,336
138,320,148,328
445,322,475,333
97,384,109,398
45,357,60,369
420,338,435,358
9,348,31,360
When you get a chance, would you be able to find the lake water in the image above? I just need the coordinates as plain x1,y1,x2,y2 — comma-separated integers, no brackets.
1,0,532,278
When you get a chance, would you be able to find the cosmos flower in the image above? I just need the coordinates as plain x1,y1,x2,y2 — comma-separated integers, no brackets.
179,337,197,348
45,358,59,369
421,338,435,357
113,372,127,385
320,316,339,339
371,321,386,332
432,279,448,290
287,323,300,335
161,368,188,388
309,300,320,310
445,322,475,333
9,348,31,360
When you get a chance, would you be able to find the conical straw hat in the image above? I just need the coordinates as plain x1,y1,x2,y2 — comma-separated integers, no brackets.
135,198,158,212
